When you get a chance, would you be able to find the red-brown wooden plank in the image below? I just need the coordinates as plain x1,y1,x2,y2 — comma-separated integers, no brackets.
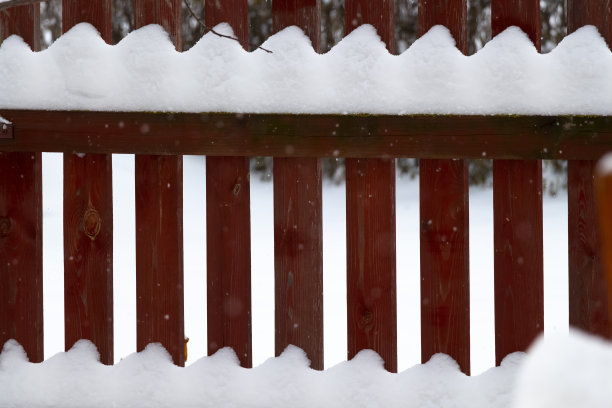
3,111,612,160
345,0,396,373
272,0,324,370
205,1,252,368
567,0,612,339
418,0,470,375
133,0,185,366
62,0,113,365
491,0,543,365
595,157,612,321
0,3,42,364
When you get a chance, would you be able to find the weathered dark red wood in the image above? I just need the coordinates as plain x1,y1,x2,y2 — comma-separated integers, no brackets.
494,159,543,365
133,0,181,50
63,154,113,363
0,0,41,12
205,0,248,49
133,0,184,366
344,0,394,52
345,158,396,372
62,0,113,364
418,0,470,375
272,0,321,51
3,111,612,160
595,157,612,321
344,0,396,373
0,3,40,49
272,0,324,370
62,0,111,42
491,0,543,366
204,0,252,369
491,0,540,49
0,4,42,363
135,155,184,365
567,0,612,339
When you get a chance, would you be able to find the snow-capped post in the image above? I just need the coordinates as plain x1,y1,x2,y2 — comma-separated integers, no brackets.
491,0,544,367
61,0,114,366
344,0,397,374
204,0,253,369
132,0,185,367
417,0,470,376
0,3,43,364
595,154,612,324
567,0,612,339
271,0,324,371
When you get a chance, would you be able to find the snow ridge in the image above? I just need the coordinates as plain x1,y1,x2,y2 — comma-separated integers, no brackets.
1,23,611,114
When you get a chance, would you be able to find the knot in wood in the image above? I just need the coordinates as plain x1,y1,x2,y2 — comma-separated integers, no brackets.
358,309,374,330
232,183,241,196
82,208,102,240
0,217,12,237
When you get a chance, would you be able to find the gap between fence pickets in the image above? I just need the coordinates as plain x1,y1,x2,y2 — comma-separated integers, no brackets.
0,115,12,139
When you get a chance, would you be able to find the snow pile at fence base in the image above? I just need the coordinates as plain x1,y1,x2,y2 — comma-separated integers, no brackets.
0,339,521,408
1,23,612,114
514,330,612,408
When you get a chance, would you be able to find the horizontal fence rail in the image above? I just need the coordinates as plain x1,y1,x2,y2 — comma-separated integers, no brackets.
1,0,612,381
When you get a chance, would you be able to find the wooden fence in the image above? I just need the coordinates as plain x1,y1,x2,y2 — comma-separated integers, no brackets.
1,0,612,377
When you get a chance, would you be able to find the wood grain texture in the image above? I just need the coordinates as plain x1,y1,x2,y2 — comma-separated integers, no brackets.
62,0,111,42
0,0,42,12
272,0,324,370
0,4,42,363
204,0,248,50
491,0,543,365
595,158,612,323
491,0,540,49
346,158,397,372
345,0,396,373
344,0,394,52
3,111,612,159
135,155,184,365
273,158,323,369
0,3,40,49
567,0,612,339
418,0,470,375
62,0,113,365
133,0,181,50
419,159,470,374
133,0,184,366
206,156,251,367
272,0,321,51
204,1,252,368
63,154,113,363
493,160,543,364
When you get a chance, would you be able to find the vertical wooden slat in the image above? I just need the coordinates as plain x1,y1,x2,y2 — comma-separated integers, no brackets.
595,157,612,322
62,0,113,365
132,0,184,367
272,0,324,371
418,1,470,375
491,0,543,366
567,1,612,339
0,5,42,362
345,0,396,374
205,1,252,369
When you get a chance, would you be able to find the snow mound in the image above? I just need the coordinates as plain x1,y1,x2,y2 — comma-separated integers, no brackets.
0,339,524,408
1,23,612,114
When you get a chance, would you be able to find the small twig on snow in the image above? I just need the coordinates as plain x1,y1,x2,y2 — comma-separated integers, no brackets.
183,0,273,53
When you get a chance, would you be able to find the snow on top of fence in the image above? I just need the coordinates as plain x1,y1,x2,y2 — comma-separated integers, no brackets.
0,339,521,408
1,23,611,115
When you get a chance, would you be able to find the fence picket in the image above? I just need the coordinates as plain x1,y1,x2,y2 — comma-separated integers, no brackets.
272,0,324,371
567,0,612,339
205,0,252,369
62,0,114,365
418,0,470,375
132,0,185,367
492,0,543,367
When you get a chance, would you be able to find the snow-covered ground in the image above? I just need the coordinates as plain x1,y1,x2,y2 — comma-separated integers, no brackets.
36,153,570,374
